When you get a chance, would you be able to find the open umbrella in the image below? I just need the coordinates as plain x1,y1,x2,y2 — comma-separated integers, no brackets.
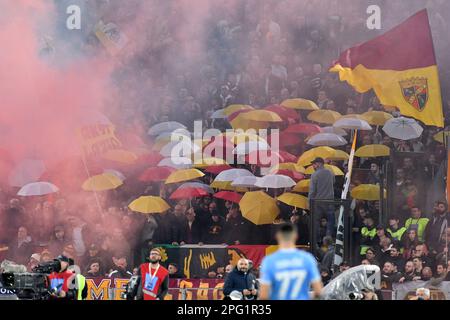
210,180,249,192
170,187,209,199
362,111,393,126
307,133,348,147
193,157,228,168
204,164,233,175
382,117,423,140
228,110,269,131
213,191,243,204
281,99,319,111
241,110,283,122
102,149,138,164
307,110,342,125
239,191,280,225
297,147,336,166
128,196,170,213
177,182,214,193
231,176,260,188
139,166,175,182
270,163,306,174
264,105,299,121
334,118,372,131
231,132,267,144
103,169,126,181
271,169,304,182
293,179,310,193
255,174,296,189
82,173,123,191
285,123,322,135
214,169,254,182
305,164,344,176
148,121,187,136
157,157,192,169
233,141,270,155
433,131,450,144
278,151,298,163
155,129,191,144
355,145,390,158
328,149,350,161
210,108,227,119
223,104,254,116
165,168,205,184
269,132,302,148
277,193,309,209
351,184,387,201
321,126,348,136
17,182,59,196
245,150,288,167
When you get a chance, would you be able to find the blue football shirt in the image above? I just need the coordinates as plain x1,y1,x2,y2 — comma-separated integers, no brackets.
260,248,321,300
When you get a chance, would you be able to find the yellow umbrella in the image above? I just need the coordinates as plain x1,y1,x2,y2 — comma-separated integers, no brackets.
241,110,283,122
328,149,350,161
433,131,450,144
307,110,342,125
193,157,228,168
210,180,248,192
128,196,170,214
232,133,267,145
165,168,204,184
281,98,319,111
362,111,393,126
355,144,390,158
102,149,138,164
270,163,306,173
297,146,336,166
239,191,280,225
340,114,367,120
351,184,387,201
223,104,254,116
229,115,270,131
277,193,309,209
293,179,310,193
82,173,123,191
383,105,398,112
305,164,344,176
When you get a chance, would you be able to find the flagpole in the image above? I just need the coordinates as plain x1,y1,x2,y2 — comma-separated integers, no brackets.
80,149,104,217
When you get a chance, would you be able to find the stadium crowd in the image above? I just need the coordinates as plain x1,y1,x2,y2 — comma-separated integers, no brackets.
1,0,450,287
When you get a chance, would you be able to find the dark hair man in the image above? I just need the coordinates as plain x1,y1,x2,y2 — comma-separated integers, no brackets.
136,248,169,300
259,223,323,300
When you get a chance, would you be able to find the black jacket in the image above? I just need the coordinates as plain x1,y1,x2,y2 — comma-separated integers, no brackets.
223,267,258,298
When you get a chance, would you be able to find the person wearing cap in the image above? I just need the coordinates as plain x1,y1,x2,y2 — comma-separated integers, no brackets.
27,253,41,272
135,248,169,300
47,255,76,299
308,157,335,246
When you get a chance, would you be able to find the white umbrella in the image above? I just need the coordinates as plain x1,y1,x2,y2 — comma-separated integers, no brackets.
148,121,187,136
233,141,270,155
333,118,372,131
382,117,424,140
231,176,261,188
157,157,192,169
159,141,200,157
103,169,126,181
307,133,348,147
17,182,59,196
321,126,348,136
211,109,227,119
177,182,214,194
8,159,46,187
255,174,296,189
215,169,254,182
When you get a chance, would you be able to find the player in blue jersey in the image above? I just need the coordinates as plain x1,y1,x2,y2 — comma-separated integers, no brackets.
259,223,323,300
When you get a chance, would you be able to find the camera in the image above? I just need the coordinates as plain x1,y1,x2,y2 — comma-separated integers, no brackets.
122,275,140,300
32,259,61,274
349,292,365,300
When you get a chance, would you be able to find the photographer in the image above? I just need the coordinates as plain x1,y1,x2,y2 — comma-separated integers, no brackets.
47,255,77,299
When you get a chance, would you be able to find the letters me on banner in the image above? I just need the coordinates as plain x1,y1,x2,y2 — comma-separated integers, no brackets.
85,277,224,300
77,124,122,158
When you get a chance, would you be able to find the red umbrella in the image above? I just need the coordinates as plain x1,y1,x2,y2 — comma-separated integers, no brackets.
203,136,234,159
139,166,175,182
278,151,298,163
227,109,253,121
213,191,242,204
273,169,305,182
264,105,299,121
245,151,285,167
204,164,233,175
268,132,302,148
285,123,322,135
170,187,209,199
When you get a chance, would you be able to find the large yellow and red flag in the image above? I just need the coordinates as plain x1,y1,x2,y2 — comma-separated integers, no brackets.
331,9,444,127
